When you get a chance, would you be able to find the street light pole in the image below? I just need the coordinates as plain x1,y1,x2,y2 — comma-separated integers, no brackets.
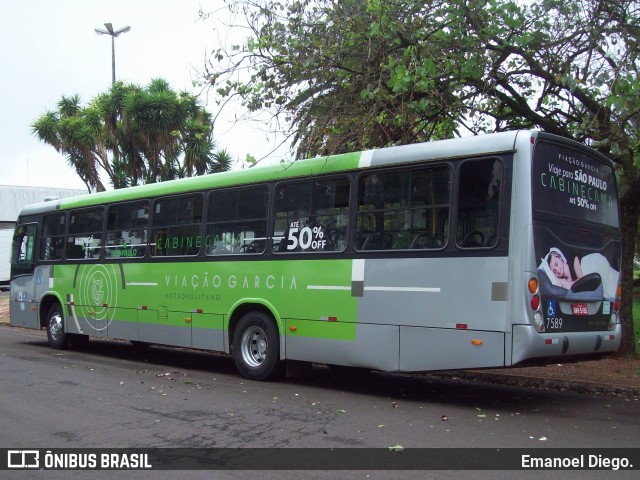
94,23,131,85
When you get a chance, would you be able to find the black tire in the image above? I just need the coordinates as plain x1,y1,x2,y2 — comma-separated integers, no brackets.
46,304,67,350
232,312,282,381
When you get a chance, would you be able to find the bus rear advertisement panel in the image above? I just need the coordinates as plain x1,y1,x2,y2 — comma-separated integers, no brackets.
532,139,621,336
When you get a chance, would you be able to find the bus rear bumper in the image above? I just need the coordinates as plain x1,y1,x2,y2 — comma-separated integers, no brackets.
511,324,622,365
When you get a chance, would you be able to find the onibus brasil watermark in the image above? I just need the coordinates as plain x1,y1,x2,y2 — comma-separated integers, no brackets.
6,450,151,470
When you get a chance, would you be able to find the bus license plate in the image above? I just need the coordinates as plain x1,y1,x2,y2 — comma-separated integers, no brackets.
572,304,588,316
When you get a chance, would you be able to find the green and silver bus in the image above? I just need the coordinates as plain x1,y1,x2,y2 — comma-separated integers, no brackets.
9,131,622,380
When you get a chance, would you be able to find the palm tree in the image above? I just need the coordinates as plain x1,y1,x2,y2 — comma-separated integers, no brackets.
32,96,106,192
33,78,231,190
211,148,233,173
124,79,188,183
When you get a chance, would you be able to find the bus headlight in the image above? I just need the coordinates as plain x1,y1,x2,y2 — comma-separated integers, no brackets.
608,313,617,331
534,312,544,332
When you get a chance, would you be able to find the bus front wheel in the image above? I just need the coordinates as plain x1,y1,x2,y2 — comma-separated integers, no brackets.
232,312,282,381
46,304,67,350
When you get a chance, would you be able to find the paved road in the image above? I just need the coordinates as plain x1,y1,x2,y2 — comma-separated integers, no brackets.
1,324,639,479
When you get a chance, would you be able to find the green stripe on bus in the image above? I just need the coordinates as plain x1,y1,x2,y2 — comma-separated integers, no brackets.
58,153,362,209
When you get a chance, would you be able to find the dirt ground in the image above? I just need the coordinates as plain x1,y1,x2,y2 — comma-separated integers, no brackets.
468,354,640,390
0,296,637,391
0,296,8,322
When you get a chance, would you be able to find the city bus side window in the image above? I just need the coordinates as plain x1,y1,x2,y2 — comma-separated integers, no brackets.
409,168,451,249
105,201,149,259
151,195,204,257
206,186,268,255
40,213,66,261
273,178,349,253
273,182,309,252
11,224,37,274
311,178,350,251
356,167,451,250
456,158,502,249
66,208,104,260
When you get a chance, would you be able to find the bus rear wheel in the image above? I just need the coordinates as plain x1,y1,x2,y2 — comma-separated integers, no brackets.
46,304,67,349
232,312,282,381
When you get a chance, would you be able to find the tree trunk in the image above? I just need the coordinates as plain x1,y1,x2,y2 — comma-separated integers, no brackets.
619,192,638,354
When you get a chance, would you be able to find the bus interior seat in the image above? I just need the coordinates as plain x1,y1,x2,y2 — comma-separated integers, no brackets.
360,232,393,250
410,233,439,249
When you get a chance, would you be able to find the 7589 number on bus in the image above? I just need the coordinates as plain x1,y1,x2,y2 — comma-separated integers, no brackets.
545,317,563,331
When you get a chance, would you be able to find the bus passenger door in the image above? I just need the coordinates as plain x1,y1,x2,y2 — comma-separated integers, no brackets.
9,223,40,329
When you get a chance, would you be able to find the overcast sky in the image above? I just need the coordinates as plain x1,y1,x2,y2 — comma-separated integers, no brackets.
0,0,288,191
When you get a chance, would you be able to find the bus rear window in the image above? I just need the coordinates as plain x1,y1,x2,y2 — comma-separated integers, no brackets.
532,141,619,228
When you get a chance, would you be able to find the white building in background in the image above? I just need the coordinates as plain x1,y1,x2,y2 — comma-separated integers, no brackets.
0,185,86,288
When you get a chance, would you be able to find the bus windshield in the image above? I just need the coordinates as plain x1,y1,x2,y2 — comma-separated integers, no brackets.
532,140,619,228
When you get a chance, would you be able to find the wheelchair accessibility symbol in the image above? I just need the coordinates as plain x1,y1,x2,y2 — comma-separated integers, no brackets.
547,300,557,317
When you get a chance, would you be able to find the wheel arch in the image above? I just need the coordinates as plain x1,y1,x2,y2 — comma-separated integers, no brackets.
226,299,285,360
39,293,65,329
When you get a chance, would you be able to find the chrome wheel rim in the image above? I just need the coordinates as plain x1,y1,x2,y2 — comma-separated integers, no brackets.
49,313,63,342
240,326,268,368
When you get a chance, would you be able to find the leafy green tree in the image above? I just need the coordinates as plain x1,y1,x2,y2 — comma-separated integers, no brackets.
207,0,640,352
33,79,231,190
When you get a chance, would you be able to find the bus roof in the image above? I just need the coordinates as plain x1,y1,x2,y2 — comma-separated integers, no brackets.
20,130,532,215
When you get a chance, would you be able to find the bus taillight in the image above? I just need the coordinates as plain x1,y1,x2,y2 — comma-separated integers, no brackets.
609,284,622,331
614,284,622,312
528,277,540,310
531,295,540,310
528,277,544,332
534,311,544,332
